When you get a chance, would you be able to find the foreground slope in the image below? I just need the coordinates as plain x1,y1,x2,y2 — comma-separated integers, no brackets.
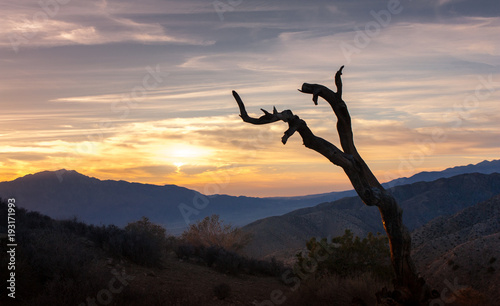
412,194,500,303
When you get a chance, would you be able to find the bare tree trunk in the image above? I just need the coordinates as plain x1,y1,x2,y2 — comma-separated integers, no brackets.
232,66,430,304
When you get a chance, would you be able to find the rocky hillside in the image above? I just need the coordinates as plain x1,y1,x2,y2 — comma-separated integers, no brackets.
412,194,500,303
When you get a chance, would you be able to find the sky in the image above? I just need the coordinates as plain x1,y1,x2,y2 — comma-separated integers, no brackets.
0,0,499,197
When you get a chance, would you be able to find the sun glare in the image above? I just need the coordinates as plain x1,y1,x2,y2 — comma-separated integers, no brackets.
158,143,213,167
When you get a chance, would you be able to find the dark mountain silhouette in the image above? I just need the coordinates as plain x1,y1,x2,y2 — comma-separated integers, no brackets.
383,159,500,187
242,172,500,260
0,170,350,234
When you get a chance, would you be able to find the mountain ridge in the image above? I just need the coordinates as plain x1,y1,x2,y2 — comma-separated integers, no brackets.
1,159,499,236
382,159,500,188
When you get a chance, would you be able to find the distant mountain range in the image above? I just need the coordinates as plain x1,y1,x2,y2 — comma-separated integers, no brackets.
0,170,350,234
383,159,500,187
0,159,499,235
241,172,500,260
269,159,500,202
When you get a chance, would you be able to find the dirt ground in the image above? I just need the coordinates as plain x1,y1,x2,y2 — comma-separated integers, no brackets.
114,256,292,306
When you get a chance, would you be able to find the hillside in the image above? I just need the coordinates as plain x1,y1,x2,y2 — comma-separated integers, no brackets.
411,194,500,304
0,200,289,305
412,193,500,267
242,173,500,260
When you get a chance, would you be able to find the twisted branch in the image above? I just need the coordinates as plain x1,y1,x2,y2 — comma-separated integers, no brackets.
232,66,429,303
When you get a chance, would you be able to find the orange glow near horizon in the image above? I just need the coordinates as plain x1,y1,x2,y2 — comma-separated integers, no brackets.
1,113,498,197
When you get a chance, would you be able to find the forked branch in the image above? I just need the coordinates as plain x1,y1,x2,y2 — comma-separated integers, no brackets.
232,65,429,304
233,90,352,168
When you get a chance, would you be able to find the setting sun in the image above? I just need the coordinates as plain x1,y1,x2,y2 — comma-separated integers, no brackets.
156,143,214,167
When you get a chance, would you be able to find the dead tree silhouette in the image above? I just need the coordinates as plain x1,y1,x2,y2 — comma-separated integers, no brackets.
232,66,432,305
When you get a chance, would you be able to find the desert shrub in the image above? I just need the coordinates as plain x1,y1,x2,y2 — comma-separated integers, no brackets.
86,224,127,257
19,228,97,284
121,217,168,267
213,282,231,300
202,245,221,267
125,216,167,242
213,247,243,275
176,243,198,259
295,229,393,280
181,214,251,252
85,217,169,267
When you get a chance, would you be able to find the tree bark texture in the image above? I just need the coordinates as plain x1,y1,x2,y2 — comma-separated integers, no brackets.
233,66,430,304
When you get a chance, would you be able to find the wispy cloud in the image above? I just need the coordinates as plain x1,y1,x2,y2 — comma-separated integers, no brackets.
0,0,215,50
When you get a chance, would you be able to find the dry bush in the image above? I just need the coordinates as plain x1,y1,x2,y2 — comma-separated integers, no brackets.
181,214,251,252
123,217,168,267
